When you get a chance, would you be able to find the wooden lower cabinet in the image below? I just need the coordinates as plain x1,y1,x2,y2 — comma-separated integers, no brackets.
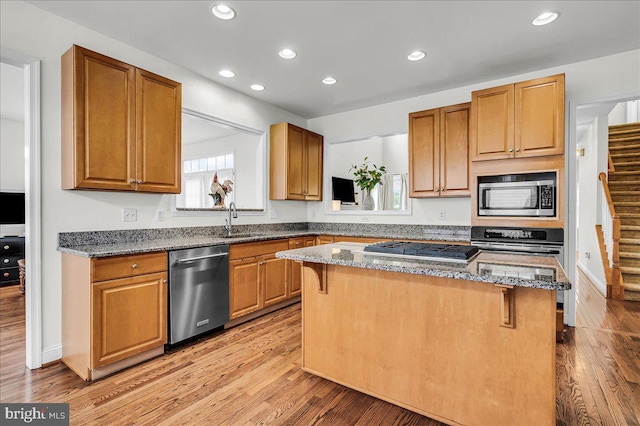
92,272,167,367
229,239,291,320
61,251,168,381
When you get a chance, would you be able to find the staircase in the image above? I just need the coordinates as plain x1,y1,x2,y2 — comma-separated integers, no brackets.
608,122,640,301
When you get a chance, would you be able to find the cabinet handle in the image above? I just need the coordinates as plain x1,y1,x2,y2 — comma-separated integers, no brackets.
508,148,514,153
3,259,9,264
515,148,520,152
3,272,8,277
442,188,447,192
132,263,138,269
295,242,300,246
129,179,136,184
3,245,9,250
163,279,167,284
137,180,143,184
436,188,440,193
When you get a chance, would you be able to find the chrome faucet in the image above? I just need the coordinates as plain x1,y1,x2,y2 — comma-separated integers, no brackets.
225,202,237,237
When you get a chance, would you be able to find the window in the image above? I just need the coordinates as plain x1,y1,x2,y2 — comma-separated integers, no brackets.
181,152,235,208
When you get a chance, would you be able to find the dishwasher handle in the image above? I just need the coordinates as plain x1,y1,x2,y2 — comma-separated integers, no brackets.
173,252,229,265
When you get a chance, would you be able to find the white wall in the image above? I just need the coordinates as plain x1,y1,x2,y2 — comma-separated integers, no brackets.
0,118,25,190
0,0,309,357
307,49,640,224
576,122,606,292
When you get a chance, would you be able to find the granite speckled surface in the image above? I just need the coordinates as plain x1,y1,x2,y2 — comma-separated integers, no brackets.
276,242,571,291
57,223,471,257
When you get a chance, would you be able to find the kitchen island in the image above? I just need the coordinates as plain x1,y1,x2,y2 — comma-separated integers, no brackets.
276,243,571,426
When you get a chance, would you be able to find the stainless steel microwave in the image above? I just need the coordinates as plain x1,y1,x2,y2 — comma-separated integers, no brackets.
478,172,556,217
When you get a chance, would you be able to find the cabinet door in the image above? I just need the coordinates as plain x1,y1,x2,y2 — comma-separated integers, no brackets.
316,235,334,245
92,272,167,367
135,69,182,193
470,84,514,161
286,124,306,200
440,103,471,196
62,45,136,191
305,131,323,201
262,254,288,307
409,109,440,198
229,257,261,319
515,74,564,158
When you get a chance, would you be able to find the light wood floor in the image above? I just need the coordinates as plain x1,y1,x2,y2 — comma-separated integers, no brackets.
1,272,638,425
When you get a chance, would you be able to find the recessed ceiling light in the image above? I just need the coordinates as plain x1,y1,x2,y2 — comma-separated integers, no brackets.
278,48,297,59
322,77,337,85
219,69,235,78
250,84,265,91
407,51,426,61
532,12,558,26
211,4,236,20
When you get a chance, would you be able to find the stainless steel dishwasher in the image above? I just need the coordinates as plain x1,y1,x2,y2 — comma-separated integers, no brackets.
168,245,229,346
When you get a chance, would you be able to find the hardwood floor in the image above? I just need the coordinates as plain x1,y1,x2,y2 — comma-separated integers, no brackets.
1,273,639,425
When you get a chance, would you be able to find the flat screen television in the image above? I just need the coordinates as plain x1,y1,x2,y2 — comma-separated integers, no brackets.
0,192,26,225
332,177,356,204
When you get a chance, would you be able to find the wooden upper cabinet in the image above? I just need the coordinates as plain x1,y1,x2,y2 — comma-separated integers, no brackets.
470,84,514,161
135,69,182,193
515,75,565,158
270,122,323,201
61,45,181,193
470,74,564,161
409,108,439,197
305,131,323,201
409,103,470,198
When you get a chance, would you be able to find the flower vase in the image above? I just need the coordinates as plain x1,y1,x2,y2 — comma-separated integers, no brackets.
362,189,375,210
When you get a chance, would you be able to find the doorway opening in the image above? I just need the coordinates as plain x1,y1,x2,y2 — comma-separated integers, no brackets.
0,49,42,369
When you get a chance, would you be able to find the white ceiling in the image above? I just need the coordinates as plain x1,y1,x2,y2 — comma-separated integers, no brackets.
24,1,640,118
1,62,25,122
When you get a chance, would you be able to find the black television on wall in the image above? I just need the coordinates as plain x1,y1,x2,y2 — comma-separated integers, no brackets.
331,177,356,204
0,192,26,225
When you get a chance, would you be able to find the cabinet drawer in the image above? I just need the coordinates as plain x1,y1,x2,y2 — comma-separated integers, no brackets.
230,239,289,261
93,252,167,282
1,255,23,268
1,237,25,254
0,267,20,283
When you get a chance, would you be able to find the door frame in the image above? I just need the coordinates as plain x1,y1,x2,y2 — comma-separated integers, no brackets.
566,92,640,327
1,48,42,369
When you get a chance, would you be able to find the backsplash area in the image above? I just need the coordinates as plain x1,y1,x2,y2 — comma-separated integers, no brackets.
58,222,470,248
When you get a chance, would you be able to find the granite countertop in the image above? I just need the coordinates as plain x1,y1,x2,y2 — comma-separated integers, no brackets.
275,242,571,291
57,228,470,258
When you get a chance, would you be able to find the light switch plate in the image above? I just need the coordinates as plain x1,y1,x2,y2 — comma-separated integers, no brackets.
439,210,446,220
122,208,137,222
155,209,164,221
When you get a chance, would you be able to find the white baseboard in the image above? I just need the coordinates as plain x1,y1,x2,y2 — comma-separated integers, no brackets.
41,344,62,365
577,262,607,296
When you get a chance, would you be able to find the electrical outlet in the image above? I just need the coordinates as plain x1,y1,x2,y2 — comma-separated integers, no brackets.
269,209,278,219
585,252,591,259
362,216,370,222
439,210,446,220
155,209,164,221
122,208,137,222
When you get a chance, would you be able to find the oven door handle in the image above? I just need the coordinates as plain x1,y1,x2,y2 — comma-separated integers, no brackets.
472,244,562,255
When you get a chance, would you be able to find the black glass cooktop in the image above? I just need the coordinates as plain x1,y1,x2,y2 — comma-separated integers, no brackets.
364,241,479,260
